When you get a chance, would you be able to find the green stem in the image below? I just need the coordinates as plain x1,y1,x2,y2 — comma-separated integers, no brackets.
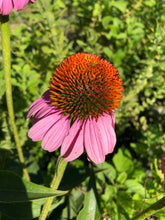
0,15,30,182
132,196,165,220
39,157,68,220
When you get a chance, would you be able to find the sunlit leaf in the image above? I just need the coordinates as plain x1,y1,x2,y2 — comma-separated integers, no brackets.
113,148,134,173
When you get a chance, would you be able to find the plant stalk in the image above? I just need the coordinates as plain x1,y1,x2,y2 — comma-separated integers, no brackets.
39,157,68,220
132,196,165,220
0,15,30,181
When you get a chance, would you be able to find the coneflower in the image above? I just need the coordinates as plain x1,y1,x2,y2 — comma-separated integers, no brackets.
27,53,123,164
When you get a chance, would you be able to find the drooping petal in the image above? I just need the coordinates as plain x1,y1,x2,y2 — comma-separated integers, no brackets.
96,116,110,155
84,118,105,164
0,0,35,15
61,119,84,161
32,105,57,124
1,0,13,15
27,97,45,118
97,114,116,155
13,0,29,11
28,113,63,141
42,116,70,152
27,90,55,119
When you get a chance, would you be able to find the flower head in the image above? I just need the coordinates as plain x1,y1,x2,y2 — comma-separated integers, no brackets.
28,53,123,164
0,0,35,15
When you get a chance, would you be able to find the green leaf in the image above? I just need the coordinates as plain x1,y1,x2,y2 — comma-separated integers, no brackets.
143,0,156,7
59,165,90,190
102,16,112,29
101,185,117,202
77,171,101,220
0,200,43,219
117,191,133,218
116,32,127,39
113,148,134,173
57,189,84,219
69,189,85,217
47,189,84,219
125,179,146,197
116,171,128,184
103,47,113,59
76,40,87,47
95,161,116,182
0,198,65,219
0,171,68,203
110,1,128,13
87,31,98,45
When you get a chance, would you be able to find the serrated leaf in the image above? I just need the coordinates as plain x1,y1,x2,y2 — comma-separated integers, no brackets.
0,171,68,203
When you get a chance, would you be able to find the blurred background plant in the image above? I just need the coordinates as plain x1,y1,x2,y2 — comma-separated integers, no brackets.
0,0,165,219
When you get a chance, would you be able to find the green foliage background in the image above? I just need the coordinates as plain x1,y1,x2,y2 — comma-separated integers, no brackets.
0,0,165,219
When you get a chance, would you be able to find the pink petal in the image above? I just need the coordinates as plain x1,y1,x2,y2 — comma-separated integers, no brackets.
0,0,3,12
84,118,105,164
42,116,70,152
13,0,29,11
28,113,63,141
61,119,84,161
104,112,115,128
32,105,57,124
28,97,43,110
97,115,116,155
28,101,48,119
1,0,13,15
27,90,54,119
27,97,45,118
110,111,115,128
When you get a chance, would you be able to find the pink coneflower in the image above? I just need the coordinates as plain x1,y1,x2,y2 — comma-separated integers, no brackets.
27,53,123,164
161,153,165,180
0,0,35,15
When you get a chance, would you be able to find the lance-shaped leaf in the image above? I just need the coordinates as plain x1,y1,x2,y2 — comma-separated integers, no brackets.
0,170,68,203
0,198,65,219
77,169,101,220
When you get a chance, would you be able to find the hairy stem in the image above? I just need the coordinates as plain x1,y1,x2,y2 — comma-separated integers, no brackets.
0,15,30,181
